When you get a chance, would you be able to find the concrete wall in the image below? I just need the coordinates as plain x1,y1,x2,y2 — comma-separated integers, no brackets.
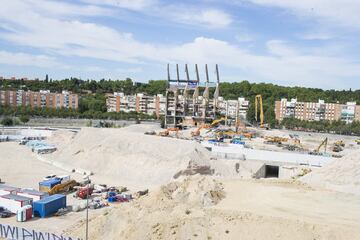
206,143,333,167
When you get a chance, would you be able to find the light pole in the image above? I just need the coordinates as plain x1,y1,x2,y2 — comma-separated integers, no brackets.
84,175,91,240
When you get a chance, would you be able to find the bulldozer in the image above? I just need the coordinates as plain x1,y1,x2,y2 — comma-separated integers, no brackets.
332,140,345,152
48,180,78,195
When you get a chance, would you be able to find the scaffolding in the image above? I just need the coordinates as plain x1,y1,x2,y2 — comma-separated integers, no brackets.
165,64,220,128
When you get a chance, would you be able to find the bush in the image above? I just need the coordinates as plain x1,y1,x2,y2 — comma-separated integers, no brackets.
1,117,14,126
19,115,30,123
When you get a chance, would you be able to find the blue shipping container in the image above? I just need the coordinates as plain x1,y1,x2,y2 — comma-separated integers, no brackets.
33,194,66,218
39,179,61,188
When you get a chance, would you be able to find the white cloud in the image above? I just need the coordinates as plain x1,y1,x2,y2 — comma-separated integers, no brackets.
84,66,106,72
0,51,66,68
116,67,143,73
175,9,233,28
81,0,155,11
235,33,254,42
300,32,334,40
241,0,360,29
1,1,360,88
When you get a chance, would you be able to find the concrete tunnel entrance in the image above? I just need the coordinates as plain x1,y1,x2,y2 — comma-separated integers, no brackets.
265,165,279,178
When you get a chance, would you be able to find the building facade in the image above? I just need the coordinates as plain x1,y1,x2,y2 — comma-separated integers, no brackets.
0,90,78,109
106,92,249,120
275,98,360,123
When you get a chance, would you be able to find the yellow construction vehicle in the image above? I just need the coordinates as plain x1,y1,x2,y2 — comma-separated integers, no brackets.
334,140,345,147
159,127,179,137
191,126,204,137
255,95,269,129
264,136,288,145
313,138,328,154
48,180,78,195
355,139,360,145
210,117,226,127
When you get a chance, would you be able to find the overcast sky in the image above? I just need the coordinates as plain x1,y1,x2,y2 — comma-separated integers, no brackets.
1,0,360,89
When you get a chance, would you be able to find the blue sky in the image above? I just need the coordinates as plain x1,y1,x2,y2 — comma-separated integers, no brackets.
1,0,360,89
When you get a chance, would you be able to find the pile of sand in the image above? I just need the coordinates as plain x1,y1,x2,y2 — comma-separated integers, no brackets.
301,148,360,195
47,126,212,189
68,176,360,240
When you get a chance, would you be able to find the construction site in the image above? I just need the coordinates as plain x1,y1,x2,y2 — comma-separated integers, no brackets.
0,65,359,240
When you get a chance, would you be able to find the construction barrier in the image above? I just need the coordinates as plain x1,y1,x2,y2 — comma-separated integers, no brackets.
0,223,81,240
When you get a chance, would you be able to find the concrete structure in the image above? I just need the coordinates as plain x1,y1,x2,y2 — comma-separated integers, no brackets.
203,142,332,167
0,90,78,109
275,98,360,123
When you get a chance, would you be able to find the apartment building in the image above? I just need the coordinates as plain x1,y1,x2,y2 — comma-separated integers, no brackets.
106,92,166,118
275,98,360,123
0,90,78,109
106,92,249,120
217,97,250,120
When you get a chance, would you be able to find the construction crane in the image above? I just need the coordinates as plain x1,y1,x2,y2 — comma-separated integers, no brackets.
255,95,269,129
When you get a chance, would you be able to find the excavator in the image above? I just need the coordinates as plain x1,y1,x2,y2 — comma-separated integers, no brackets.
158,127,179,137
311,138,328,155
191,125,205,137
255,95,269,129
210,117,226,127
48,180,78,195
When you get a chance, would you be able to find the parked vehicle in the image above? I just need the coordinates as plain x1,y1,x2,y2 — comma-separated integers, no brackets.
0,206,13,218
43,174,57,181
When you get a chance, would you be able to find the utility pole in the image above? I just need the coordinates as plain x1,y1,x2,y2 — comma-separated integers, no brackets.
85,175,90,240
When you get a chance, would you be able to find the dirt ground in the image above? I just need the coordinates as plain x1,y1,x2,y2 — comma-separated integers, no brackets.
1,125,360,240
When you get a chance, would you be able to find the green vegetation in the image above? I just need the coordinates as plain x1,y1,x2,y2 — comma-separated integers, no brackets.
1,78,359,134
281,118,360,135
0,105,156,121
1,117,14,126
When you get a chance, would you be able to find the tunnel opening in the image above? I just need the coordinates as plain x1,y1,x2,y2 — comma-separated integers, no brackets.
265,165,279,178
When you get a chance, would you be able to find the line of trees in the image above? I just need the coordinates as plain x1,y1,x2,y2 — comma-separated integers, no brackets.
281,118,360,135
1,78,359,133
0,105,157,121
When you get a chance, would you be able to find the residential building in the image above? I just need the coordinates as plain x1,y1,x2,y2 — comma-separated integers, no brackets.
275,98,360,123
217,97,250,120
0,90,78,109
106,92,249,120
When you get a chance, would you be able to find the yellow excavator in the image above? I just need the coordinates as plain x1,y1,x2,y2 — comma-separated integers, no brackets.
48,180,78,195
210,117,226,127
313,137,328,154
255,95,269,129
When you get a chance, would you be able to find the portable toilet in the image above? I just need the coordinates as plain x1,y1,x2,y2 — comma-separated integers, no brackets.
16,205,33,222
0,194,33,213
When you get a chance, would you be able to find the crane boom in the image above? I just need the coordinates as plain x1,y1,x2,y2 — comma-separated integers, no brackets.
255,95,265,127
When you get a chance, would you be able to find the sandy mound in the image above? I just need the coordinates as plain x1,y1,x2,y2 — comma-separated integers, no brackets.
48,126,212,189
68,176,359,240
301,148,360,195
